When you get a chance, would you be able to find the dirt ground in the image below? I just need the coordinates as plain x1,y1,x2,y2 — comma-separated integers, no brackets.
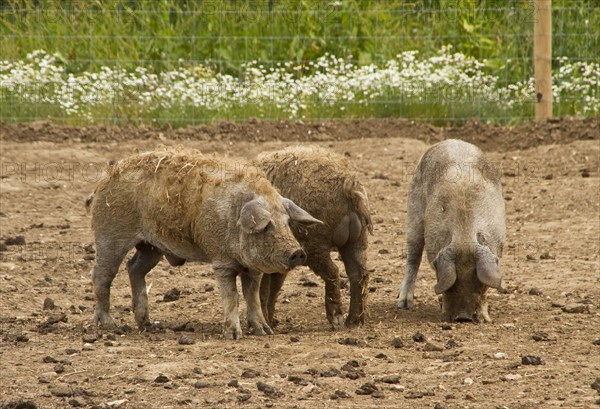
0,118,599,409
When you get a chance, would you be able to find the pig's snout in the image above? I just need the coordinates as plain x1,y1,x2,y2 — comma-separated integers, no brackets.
288,249,307,268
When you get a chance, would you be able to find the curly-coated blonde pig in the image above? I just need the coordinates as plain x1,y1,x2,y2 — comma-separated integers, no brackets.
397,139,505,322
87,147,321,339
253,146,373,329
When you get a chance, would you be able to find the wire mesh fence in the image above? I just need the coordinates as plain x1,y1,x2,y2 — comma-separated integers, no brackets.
0,0,598,126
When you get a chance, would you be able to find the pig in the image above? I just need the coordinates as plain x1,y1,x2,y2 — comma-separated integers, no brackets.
253,146,373,329
86,147,322,339
397,139,505,322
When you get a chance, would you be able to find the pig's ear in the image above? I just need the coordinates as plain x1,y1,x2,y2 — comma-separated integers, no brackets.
433,246,457,294
475,244,502,289
281,197,323,225
238,199,272,233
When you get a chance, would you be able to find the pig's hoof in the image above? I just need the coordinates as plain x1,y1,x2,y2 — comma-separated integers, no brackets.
94,314,117,330
397,298,414,309
329,313,345,330
224,328,242,340
345,314,364,329
251,323,274,336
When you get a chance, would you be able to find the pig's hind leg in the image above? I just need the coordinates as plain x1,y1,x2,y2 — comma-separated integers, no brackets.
92,238,137,329
307,251,344,330
127,242,163,329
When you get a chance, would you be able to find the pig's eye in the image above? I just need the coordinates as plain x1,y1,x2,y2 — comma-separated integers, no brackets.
261,221,272,233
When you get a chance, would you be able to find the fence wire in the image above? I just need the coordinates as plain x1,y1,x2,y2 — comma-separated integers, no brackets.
0,0,598,126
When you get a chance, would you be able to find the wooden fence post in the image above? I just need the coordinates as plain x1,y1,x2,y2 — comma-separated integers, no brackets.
534,0,552,120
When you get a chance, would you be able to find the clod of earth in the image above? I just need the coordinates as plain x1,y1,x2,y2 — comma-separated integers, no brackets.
163,288,181,302
532,332,550,342
241,369,261,378
42,297,55,310
391,337,404,348
4,235,26,246
154,374,170,383
256,381,282,397
412,332,426,343
355,382,379,395
423,342,444,352
178,335,195,345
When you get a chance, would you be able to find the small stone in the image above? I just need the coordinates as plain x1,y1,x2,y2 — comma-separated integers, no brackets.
338,337,364,346
65,348,78,355
412,332,426,343
68,398,83,407
43,297,55,310
38,371,58,383
591,377,600,392
178,335,195,345
441,324,453,330
154,374,170,383
391,337,404,348
389,385,405,392
237,393,251,402
43,356,58,363
377,375,400,384
539,252,554,260
521,355,544,365
227,379,239,387
405,391,424,399
340,360,359,371
532,332,549,342
82,343,94,351
241,368,260,378
50,386,74,397
290,336,300,343
502,323,515,329
463,377,474,385
372,390,385,398
562,303,588,314
16,334,29,342
582,169,590,177
306,290,318,298
333,390,351,399
423,342,444,352
494,352,507,360
592,338,600,346
375,352,387,359
550,300,565,308
445,339,460,349
287,375,309,386
106,399,128,408
434,403,448,409
163,288,181,302
501,374,522,381
528,287,543,295
53,364,65,374
82,335,97,343
193,381,210,389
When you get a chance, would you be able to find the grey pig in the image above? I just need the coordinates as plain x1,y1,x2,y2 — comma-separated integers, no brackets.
86,147,321,339
397,139,505,322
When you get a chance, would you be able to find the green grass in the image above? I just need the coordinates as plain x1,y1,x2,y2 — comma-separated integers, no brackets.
0,0,598,125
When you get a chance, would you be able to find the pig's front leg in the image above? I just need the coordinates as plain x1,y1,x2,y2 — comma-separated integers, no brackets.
214,264,242,340
241,270,274,336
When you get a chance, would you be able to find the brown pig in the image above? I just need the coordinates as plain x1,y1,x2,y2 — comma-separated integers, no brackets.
397,139,505,322
253,146,373,329
87,147,321,339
